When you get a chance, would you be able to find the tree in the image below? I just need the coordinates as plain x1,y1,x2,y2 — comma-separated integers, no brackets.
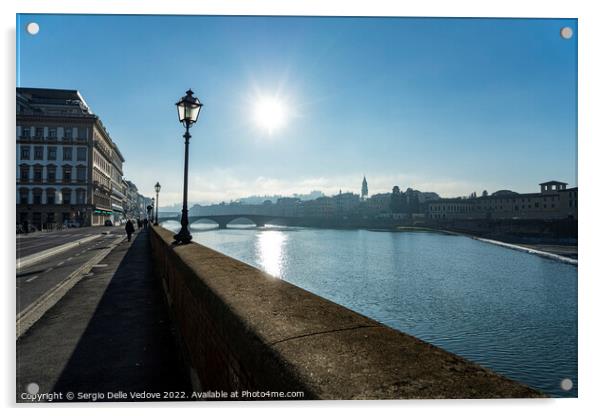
390,186,403,213
406,188,420,213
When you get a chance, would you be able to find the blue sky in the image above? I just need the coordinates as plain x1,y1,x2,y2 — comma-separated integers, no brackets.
17,15,577,206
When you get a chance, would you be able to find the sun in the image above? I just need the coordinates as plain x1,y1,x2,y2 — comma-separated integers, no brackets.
253,96,289,135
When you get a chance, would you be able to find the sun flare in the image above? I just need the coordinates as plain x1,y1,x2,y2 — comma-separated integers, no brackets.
253,96,289,134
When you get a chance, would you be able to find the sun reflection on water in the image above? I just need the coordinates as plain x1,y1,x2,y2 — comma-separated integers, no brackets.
255,230,287,278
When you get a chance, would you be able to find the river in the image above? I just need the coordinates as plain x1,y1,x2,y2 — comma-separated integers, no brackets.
162,221,578,397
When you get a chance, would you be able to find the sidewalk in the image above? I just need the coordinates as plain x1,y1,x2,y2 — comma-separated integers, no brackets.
16,230,191,402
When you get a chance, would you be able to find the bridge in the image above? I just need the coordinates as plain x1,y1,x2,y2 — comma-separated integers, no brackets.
158,214,293,229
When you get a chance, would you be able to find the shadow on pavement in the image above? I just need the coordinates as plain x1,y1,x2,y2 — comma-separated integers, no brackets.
51,230,191,401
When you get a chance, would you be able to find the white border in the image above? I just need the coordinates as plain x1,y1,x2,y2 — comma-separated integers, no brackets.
2,1,601,416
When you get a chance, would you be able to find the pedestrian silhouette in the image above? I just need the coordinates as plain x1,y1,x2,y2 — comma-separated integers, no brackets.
125,219,135,242
143,218,149,229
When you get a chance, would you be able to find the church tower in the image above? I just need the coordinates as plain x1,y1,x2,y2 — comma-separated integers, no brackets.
361,176,368,200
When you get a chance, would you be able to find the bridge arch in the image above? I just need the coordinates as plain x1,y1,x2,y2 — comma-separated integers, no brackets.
159,214,289,229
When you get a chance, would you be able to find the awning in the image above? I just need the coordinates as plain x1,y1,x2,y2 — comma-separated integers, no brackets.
93,208,112,216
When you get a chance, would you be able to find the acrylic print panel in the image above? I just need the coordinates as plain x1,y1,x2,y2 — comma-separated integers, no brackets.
15,14,577,402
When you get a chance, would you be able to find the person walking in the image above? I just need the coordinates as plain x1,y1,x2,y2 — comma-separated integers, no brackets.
125,219,135,242
143,218,149,229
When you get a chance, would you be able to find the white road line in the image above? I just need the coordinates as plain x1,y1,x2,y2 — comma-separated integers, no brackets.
57,261,64,266
92,264,108,268
75,253,81,257
26,275,39,283
46,267,54,272
67,257,73,261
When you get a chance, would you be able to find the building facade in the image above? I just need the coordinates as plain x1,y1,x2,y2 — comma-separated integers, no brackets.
16,88,125,229
426,181,578,221
109,145,126,225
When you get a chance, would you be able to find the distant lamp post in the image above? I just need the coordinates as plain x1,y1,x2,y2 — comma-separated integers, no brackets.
173,89,203,244
154,182,161,226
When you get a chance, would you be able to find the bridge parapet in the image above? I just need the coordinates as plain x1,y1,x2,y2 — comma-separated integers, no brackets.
149,225,544,399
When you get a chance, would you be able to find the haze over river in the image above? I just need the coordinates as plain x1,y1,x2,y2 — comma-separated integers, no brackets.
163,220,578,397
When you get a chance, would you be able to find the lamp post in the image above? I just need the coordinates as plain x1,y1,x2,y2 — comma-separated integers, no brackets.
154,182,161,226
173,89,203,244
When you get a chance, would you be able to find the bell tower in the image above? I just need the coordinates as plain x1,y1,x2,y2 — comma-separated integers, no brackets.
361,176,368,200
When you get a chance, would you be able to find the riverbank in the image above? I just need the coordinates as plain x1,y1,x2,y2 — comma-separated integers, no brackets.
394,226,578,265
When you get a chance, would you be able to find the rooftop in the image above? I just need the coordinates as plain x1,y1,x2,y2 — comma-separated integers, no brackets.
17,87,91,112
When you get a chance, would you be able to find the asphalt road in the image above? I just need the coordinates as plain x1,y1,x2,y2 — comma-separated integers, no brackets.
16,232,126,315
16,226,125,259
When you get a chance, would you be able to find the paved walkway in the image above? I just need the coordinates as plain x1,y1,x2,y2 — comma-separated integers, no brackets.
17,230,191,402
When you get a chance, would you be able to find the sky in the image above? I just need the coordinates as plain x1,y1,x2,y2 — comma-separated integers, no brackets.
17,15,577,207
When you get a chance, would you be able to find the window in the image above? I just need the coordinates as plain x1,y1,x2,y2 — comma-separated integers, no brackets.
20,165,29,182
47,146,57,160
77,147,87,161
47,166,56,183
76,166,86,182
47,189,55,205
76,189,86,204
22,127,31,138
34,127,43,140
62,212,70,223
63,147,72,161
19,189,29,204
62,190,71,205
63,165,72,182
48,128,57,139
77,127,87,140
33,192,42,205
64,127,73,140
20,146,30,160
34,146,44,160
33,166,43,182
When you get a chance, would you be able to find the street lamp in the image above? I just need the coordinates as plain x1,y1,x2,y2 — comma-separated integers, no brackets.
173,89,203,244
154,182,161,226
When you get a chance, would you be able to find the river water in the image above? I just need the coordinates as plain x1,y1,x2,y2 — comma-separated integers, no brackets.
163,221,577,397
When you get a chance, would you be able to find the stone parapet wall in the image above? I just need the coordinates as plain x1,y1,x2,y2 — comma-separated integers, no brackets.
149,225,544,400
